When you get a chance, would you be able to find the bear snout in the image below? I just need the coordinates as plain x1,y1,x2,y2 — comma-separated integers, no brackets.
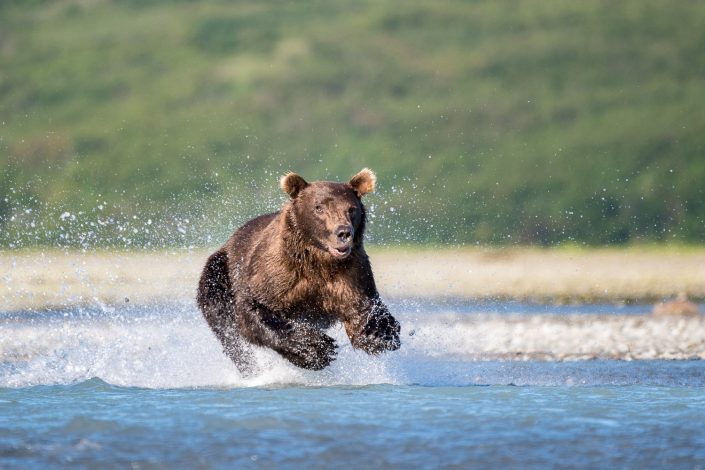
328,224,354,259
335,224,353,244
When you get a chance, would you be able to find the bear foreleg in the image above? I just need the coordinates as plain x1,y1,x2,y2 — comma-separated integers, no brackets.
237,299,338,370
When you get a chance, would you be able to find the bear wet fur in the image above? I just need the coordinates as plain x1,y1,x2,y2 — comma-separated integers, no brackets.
196,168,401,372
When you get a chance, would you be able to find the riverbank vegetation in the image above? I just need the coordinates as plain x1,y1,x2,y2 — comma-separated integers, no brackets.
2,0,704,247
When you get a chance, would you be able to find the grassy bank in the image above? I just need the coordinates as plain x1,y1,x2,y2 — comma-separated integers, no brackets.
2,247,704,311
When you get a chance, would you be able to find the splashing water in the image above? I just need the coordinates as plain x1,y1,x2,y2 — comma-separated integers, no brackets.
2,303,705,389
1,303,396,388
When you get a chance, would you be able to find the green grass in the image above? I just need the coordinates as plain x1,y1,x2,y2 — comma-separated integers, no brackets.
1,0,704,248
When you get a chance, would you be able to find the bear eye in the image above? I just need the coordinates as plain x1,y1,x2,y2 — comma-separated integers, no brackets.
315,205,324,214
348,207,357,216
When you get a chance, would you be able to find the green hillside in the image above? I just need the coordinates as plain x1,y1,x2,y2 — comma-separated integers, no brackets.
1,0,704,247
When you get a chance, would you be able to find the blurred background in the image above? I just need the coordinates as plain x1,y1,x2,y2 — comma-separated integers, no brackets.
1,0,704,249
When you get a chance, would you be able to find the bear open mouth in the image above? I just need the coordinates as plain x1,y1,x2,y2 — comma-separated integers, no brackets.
329,246,352,259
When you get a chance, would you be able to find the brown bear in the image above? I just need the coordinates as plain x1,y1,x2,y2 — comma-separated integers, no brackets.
197,168,400,372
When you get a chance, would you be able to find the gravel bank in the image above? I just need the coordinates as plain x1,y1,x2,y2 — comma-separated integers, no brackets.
403,313,705,361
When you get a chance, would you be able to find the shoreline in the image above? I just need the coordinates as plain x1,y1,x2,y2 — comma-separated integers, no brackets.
2,247,705,312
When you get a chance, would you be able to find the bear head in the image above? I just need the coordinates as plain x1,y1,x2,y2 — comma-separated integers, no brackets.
280,168,376,261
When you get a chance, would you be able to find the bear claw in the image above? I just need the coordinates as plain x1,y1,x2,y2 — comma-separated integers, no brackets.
355,312,401,354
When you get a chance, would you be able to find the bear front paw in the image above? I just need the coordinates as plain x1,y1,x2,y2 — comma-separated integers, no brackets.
280,327,338,371
355,312,401,355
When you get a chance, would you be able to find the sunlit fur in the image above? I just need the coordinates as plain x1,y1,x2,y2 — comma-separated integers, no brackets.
349,168,376,196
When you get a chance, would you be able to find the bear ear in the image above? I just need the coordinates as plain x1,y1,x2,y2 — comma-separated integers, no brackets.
349,168,376,197
280,172,309,198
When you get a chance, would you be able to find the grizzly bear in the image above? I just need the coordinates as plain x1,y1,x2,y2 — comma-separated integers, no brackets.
197,168,400,372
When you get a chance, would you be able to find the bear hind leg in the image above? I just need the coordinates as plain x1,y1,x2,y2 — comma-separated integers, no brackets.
197,250,254,375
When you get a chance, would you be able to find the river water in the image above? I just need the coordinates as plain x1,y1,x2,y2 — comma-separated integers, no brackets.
1,301,704,468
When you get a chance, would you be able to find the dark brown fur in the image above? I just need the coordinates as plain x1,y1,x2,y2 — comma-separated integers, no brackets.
197,169,400,372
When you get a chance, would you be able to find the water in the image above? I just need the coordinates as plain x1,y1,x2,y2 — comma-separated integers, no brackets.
2,302,705,468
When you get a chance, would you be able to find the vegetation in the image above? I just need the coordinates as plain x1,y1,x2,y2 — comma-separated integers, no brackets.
1,0,704,248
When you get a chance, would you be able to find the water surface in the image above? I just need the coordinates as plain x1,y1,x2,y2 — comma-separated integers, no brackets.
2,302,704,468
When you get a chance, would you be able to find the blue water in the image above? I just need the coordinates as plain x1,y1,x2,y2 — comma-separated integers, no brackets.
2,303,705,468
